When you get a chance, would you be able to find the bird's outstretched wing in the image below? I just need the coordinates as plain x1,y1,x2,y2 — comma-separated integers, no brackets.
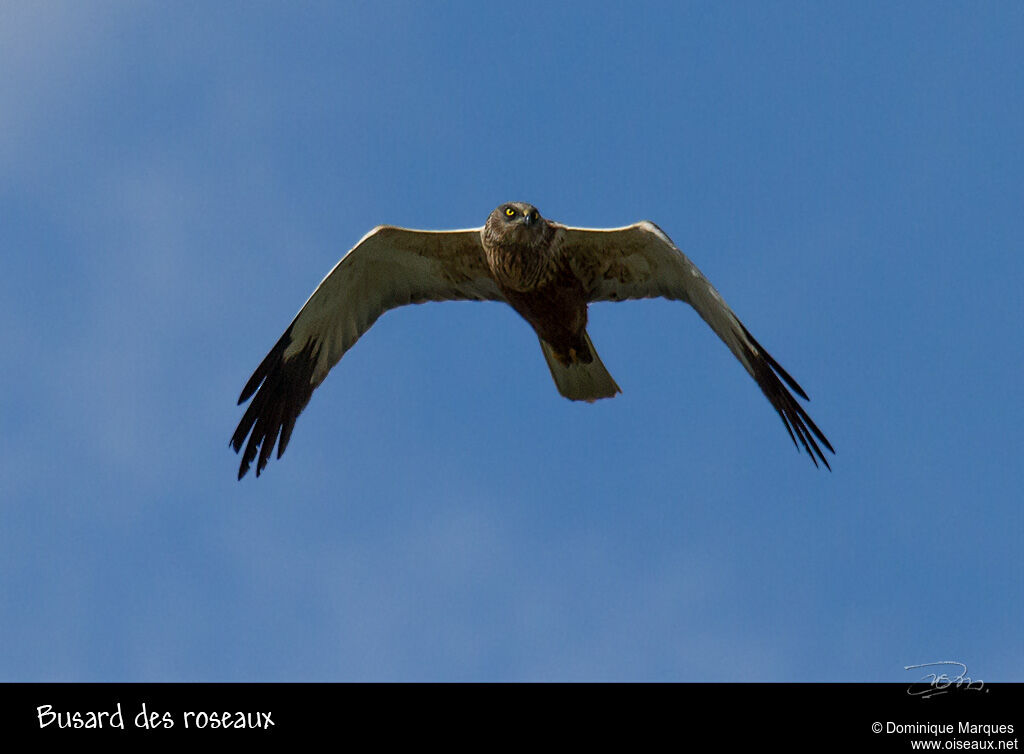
231,226,503,478
557,221,834,468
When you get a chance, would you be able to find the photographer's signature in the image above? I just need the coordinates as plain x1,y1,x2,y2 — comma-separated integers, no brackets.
904,660,985,698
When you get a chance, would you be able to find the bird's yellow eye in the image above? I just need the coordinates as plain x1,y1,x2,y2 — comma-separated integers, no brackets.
504,207,516,217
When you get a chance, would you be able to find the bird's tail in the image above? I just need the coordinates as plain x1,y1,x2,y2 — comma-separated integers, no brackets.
538,330,621,403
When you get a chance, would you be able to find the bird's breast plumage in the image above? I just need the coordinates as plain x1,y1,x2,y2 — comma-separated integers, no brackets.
481,222,560,292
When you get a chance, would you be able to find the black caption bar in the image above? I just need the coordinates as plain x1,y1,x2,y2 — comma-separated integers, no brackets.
2,683,1022,747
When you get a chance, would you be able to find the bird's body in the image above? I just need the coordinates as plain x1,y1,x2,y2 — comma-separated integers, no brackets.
497,268,590,362
231,202,834,478
482,203,597,375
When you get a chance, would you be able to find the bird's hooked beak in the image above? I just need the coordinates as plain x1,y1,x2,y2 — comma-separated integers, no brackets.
522,212,534,227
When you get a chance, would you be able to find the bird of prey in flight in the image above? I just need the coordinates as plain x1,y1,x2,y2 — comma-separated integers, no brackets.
231,202,833,478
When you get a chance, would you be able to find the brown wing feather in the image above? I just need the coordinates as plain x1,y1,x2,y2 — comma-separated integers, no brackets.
231,226,503,478
558,221,834,468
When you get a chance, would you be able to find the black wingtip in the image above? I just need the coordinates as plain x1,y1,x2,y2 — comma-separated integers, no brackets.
231,334,320,480
739,322,810,401
737,327,834,471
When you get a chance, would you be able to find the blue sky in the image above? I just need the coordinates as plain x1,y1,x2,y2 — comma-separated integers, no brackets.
2,2,1021,681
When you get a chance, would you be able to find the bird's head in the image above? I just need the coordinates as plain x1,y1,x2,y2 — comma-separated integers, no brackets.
486,202,547,242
